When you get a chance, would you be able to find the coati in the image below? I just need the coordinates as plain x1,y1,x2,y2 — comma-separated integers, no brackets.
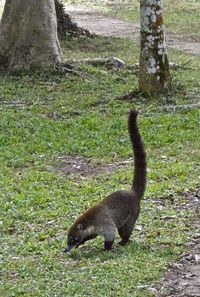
64,109,147,252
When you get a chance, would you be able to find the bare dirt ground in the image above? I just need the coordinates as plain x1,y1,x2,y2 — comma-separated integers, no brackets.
54,154,132,180
65,5,200,55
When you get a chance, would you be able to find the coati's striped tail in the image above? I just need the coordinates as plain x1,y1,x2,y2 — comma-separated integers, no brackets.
128,109,147,199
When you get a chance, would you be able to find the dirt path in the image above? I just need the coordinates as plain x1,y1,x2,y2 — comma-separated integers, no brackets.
65,5,200,56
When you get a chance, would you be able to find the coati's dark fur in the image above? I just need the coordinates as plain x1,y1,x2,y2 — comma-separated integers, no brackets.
64,109,147,252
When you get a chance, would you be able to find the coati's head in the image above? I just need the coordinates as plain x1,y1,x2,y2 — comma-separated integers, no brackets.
64,223,85,253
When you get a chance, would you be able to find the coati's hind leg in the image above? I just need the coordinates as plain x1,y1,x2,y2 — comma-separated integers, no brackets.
118,219,135,246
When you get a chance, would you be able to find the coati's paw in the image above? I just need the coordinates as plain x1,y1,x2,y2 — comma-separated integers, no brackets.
104,241,114,250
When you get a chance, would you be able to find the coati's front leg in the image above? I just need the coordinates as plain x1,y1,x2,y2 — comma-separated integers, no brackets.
118,219,135,246
103,227,116,250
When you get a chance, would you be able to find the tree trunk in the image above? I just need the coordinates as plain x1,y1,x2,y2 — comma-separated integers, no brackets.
0,0,63,71
139,0,170,97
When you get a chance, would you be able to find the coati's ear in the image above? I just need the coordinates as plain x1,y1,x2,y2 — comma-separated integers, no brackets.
77,224,84,230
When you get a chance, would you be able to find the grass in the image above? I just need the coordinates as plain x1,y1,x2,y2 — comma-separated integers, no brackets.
1,2,200,297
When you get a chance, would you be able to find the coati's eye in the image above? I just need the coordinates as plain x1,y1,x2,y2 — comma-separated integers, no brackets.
68,236,80,245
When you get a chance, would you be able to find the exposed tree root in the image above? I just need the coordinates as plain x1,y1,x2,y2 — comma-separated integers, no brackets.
56,59,190,75
150,103,200,112
116,90,142,101
65,57,125,69
54,61,78,74
54,57,125,73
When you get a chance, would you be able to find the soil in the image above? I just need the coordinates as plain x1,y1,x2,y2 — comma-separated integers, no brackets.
65,5,200,56
55,154,132,179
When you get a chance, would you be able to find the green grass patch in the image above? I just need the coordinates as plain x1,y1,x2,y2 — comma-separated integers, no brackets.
0,20,200,297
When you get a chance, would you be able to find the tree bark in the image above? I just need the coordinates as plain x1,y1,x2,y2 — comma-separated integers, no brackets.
0,0,63,71
139,0,171,97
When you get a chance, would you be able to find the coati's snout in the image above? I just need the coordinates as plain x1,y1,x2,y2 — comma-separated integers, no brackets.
63,224,84,252
63,235,82,252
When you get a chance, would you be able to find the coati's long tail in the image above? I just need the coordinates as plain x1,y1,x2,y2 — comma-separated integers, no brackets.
128,109,147,199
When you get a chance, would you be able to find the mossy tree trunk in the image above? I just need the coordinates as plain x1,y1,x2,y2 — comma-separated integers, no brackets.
139,0,171,97
0,0,63,71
